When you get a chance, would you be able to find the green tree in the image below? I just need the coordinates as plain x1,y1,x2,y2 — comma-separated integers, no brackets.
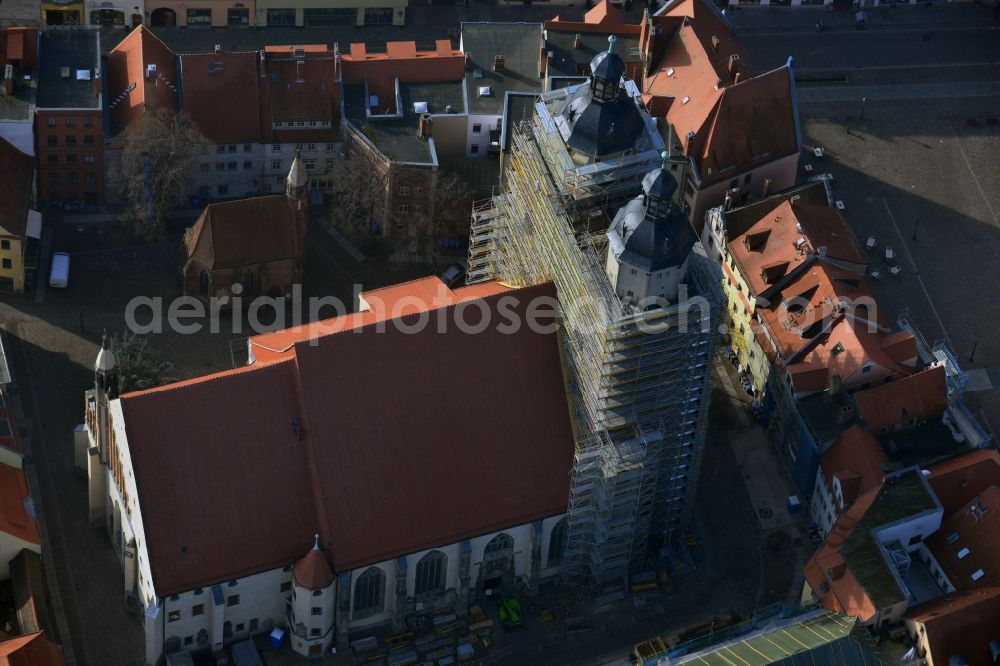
120,109,211,241
109,332,174,393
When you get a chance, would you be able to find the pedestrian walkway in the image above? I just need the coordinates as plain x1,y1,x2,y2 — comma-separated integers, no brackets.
797,79,1000,103
730,3,995,33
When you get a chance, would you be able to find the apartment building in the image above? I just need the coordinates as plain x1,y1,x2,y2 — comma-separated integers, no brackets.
35,28,103,208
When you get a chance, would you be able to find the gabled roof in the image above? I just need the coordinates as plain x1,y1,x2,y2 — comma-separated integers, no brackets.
907,586,1000,666
0,632,64,666
184,196,297,271
819,425,887,504
107,25,177,135
855,365,948,431
927,485,1000,589
695,66,798,184
584,0,627,27
118,280,575,595
0,462,40,547
927,450,1000,515
261,45,340,142
804,469,939,618
0,137,32,239
180,52,261,144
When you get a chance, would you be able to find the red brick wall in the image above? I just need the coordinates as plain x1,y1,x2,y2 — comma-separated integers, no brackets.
35,109,105,205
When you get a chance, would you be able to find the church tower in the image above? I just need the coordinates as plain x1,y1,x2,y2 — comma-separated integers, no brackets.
605,153,696,306
88,334,118,527
286,152,309,278
289,534,335,657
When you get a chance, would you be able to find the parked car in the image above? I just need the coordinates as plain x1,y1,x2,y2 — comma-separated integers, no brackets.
49,252,70,288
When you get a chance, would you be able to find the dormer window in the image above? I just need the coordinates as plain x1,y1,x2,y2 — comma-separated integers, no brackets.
591,76,617,102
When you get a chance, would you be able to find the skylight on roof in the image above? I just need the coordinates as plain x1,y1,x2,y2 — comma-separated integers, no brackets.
479,86,493,97
972,569,985,582
681,96,690,105
958,547,970,559
75,69,91,81
946,532,959,544
413,101,428,114
667,68,675,77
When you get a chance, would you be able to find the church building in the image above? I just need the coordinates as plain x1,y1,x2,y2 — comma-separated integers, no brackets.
79,278,575,664
182,154,309,301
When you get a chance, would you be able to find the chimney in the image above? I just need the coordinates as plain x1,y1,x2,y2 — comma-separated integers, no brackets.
539,45,547,78
60,67,71,79
574,33,582,49
260,50,266,79
829,373,842,397
711,35,720,51
417,113,433,139
296,60,305,83
734,72,742,84
762,177,773,198
728,54,740,79
493,55,505,71
723,189,734,211
214,44,221,55
464,52,472,70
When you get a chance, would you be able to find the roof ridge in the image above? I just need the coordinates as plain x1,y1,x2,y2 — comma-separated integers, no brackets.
294,281,550,347
120,355,294,401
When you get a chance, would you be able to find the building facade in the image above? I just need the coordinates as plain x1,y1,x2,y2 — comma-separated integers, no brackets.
253,0,405,28
0,137,40,293
147,0,253,27
78,278,577,664
34,28,104,208
468,48,721,587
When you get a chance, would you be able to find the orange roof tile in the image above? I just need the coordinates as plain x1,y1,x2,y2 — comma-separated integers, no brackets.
119,281,575,594
880,330,918,366
293,546,334,590
184,196,300,271
819,425,887,504
928,450,1000,514
252,277,510,360
855,365,947,431
584,0,627,27
0,632,65,666
802,489,880,621
0,463,40,546
180,52,262,144
107,26,177,135
261,48,340,134
907,587,1000,666
927,485,1000,589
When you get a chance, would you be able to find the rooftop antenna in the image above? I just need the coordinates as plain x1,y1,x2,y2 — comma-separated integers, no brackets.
607,35,617,54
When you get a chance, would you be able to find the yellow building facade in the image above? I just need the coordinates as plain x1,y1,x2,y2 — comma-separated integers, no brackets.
253,0,405,27
0,236,26,293
147,0,253,26
720,252,773,394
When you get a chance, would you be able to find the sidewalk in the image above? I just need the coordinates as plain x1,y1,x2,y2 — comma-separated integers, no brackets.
730,3,996,32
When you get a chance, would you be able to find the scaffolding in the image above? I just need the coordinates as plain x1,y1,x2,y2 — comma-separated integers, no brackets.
468,100,721,588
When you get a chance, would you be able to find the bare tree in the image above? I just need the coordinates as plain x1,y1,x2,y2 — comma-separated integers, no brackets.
120,109,210,241
411,171,473,270
325,145,390,250
109,332,174,393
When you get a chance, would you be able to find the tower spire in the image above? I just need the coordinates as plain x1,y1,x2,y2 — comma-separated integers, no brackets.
607,34,617,54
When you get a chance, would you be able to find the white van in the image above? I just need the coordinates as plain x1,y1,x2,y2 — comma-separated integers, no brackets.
49,252,70,288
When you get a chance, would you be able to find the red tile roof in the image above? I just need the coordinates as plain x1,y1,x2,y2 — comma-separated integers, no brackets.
584,0,627,27
184,196,299,270
803,488,880,622
0,137,32,240
880,331,918,367
928,485,1000,589
261,47,339,137
927,450,1000,515
819,425,887,504
0,28,38,69
0,463,40,547
0,632,65,666
293,546,334,590
180,52,262,144
907,587,1000,666
119,281,575,594
855,365,947,432
107,26,177,135
120,360,318,596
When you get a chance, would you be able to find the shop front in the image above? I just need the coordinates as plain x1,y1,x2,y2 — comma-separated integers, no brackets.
147,0,253,26
42,0,85,24
255,0,404,26
88,0,139,26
